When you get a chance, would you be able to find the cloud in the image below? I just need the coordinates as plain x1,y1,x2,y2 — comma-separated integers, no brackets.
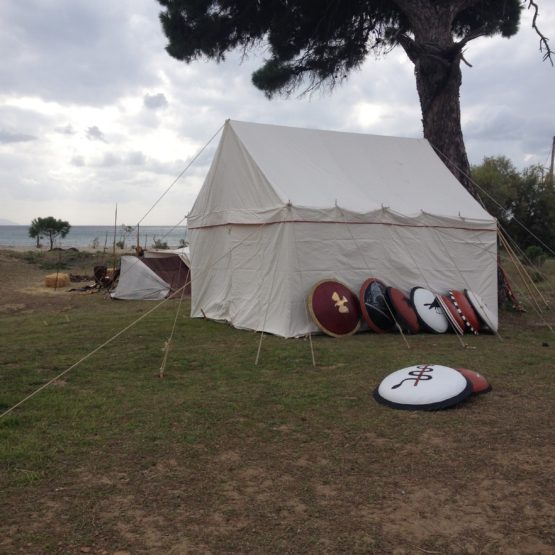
0,1,554,225
0,129,36,143
144,92,168,110
56,124,76,135
73,150,151,169
86,126,106,142
0,0,163,106
91,150,147,167
126,151,147,165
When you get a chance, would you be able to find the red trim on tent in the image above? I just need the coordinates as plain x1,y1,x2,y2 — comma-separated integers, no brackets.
188,220,497,233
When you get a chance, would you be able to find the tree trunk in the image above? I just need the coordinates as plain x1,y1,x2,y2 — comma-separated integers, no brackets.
414,47,476,197
396,1,477,198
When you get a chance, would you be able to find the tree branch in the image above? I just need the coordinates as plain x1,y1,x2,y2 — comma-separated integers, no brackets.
396,33,419,64
526,0,554,65
461,53,473,67
455,25,487,50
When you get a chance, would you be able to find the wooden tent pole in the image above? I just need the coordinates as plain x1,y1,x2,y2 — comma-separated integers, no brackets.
112,203,118,275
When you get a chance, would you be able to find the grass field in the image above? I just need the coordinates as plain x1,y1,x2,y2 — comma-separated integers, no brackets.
1,250,554,554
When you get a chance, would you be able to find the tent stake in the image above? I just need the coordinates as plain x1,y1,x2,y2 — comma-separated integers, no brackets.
308,333,316,367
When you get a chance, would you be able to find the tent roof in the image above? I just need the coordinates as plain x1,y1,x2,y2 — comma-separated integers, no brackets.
190,120,493,224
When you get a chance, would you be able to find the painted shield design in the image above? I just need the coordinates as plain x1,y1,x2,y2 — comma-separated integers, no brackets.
359,278,395,333
308,280,361,337
373,364,473,410
448,290,481,334
437,294,465,335
410,287,449,334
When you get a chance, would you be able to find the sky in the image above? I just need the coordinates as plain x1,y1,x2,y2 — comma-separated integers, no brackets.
1,1,554,226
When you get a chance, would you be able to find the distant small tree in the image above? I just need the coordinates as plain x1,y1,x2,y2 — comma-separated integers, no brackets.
28,217,71,251
118,224,135,249
28,219,44,248
152,238,169,250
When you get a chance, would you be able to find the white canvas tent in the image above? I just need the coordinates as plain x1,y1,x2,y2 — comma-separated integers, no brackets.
188,120,497,338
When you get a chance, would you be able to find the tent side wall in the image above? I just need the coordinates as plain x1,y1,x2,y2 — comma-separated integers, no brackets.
190,219,497,338
189,226,234,322
141,256,191,297
190,223,302,337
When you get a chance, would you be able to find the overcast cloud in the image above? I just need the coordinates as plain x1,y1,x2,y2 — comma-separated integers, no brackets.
0,0,554,225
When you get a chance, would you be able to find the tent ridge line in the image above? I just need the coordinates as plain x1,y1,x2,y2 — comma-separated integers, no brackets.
188,220,497,233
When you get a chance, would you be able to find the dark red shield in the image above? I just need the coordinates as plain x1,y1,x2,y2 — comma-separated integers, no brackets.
386,287,420,333
308,280,361,337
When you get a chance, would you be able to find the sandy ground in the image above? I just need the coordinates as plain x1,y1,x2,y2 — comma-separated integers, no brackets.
0,249,114,314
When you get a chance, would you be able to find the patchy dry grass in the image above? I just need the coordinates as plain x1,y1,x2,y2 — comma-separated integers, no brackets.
0,250,554,554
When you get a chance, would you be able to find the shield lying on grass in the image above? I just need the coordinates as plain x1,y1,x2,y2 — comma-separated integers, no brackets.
373,364,473,410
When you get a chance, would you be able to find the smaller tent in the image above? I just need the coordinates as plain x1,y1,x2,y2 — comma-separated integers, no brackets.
111,254,191,300
144,247,191,266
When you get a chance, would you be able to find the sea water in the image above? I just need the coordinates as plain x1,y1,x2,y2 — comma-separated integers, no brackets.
0,225,187,250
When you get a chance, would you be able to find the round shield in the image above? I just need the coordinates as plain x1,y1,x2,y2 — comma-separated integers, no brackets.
454,367,492,395
308,280,361,337
386,287,420,333
448,290,480,334
410,287,449,333
464,290,498,333
437,295,465,335
373,364,473,411
359,278,395,333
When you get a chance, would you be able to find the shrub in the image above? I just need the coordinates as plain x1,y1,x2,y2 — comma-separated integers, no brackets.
152,238,169,250
524,245,546,267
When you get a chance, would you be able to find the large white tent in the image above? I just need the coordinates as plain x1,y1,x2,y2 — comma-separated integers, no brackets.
188,120,497,338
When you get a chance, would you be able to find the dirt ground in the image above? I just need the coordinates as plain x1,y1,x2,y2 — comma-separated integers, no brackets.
1,249,555,554
0,249,111,315
0,251,74,314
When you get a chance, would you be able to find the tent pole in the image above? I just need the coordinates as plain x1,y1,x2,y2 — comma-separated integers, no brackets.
381,294,411,349
112,203,118,275
255,332,264,366
307,333,316,367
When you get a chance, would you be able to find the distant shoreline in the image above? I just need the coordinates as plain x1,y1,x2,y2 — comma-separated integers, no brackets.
0,224,187,250
0,245,132,254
